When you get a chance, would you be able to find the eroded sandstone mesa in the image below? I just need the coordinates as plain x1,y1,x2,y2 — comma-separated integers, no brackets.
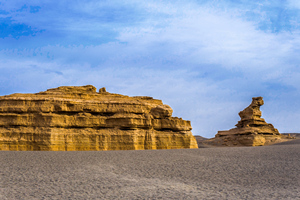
0,85,198,151
215,97,281,146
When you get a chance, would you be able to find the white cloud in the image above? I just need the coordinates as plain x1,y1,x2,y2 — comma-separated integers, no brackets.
118,3,300,72
288,0,300,9
2,55,300,137
0,58,243,137
1,1,300,137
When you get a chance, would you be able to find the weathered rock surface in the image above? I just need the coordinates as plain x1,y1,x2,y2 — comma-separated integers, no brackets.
0,85,198,151
214,97,282,146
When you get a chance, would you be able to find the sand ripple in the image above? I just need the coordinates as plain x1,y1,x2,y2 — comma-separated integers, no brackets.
1,140,299,199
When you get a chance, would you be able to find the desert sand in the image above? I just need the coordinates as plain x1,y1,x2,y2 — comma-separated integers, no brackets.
1,139,299,199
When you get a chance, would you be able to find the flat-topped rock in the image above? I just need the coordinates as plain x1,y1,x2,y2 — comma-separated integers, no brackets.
45,85,97,93
0,85,198,151
215,97,281,146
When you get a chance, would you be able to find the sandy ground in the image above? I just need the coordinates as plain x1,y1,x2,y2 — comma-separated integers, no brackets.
1,140,299,200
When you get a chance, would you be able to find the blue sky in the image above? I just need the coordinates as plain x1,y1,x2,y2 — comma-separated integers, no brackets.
1,0,300,137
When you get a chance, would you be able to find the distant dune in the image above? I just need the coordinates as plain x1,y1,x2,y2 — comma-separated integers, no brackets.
194,135,211,148
281,133,300,138
195,133,300,148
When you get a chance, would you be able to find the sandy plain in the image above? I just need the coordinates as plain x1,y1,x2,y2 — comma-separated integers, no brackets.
1,139,299,200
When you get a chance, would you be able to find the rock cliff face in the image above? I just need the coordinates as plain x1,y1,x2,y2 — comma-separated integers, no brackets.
0,85,198,151
215,97,281,146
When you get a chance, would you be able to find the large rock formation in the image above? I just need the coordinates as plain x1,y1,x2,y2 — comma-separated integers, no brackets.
215,97,281,146
0,85,198,151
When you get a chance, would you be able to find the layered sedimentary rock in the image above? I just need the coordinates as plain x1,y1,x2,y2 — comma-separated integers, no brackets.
215,97,281,146
0,85,198,151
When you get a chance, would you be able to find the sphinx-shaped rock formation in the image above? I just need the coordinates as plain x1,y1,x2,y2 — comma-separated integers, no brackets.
215,97,281,146
0,85,198,151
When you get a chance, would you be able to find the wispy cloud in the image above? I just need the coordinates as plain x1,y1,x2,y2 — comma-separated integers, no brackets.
1,0,300,136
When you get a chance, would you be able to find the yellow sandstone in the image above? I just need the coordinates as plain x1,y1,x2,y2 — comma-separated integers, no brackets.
215,97,281,146
0,85,198,151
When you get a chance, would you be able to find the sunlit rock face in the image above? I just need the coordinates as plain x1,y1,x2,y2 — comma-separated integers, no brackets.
215,97,281,146
0,85,198,151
